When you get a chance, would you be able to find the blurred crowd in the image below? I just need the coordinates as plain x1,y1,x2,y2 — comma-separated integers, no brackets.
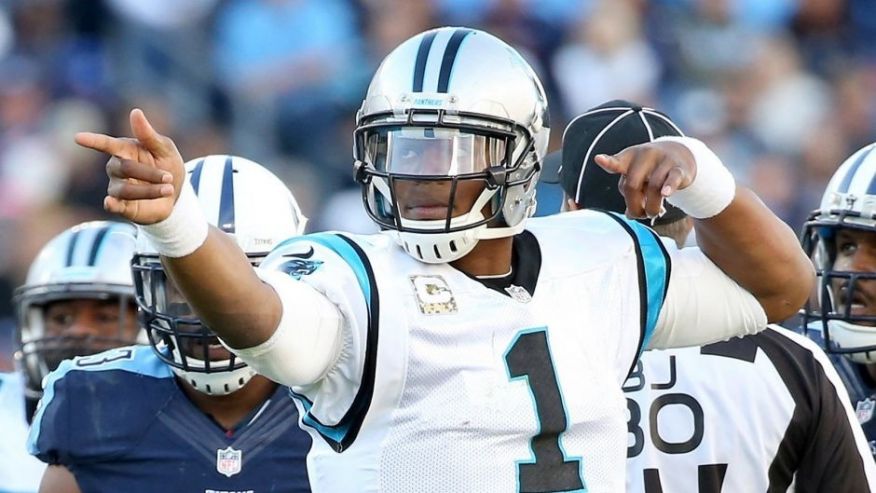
2,0,876,368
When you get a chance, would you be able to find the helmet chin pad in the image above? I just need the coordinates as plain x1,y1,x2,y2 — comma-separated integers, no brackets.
822,319,876,364
171,362,257,396
386,211,528,264
390,226,482,264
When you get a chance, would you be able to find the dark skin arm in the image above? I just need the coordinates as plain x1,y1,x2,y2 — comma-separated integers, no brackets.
75,109,280,349
596,141,814,322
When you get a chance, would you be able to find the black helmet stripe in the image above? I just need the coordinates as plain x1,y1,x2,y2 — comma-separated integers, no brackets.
87,225,111,267
412,31,438,92
65,229,82,267
437,29,473,93
218,156,236,233
189,158,206,195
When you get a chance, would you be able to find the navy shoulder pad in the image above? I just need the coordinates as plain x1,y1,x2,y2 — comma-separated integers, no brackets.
28,346,174,464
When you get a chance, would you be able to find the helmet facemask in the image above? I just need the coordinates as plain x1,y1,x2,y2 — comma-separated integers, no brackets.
354,109,538,263
802,209,876,363
132,154,308,395
133,255,257,395
15,287,140,421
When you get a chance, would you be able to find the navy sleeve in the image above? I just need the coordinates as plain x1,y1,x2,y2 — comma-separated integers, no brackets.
28,346,173,465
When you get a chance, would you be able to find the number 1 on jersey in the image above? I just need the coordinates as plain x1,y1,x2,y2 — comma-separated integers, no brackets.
505,328,587,493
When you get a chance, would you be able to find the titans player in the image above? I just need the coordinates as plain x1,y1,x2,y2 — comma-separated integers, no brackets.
3,221,143,492
803,143,876,460
28,156,312,492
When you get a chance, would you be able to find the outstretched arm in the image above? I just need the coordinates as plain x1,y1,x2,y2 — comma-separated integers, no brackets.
75,109,280,349
596,137,814,323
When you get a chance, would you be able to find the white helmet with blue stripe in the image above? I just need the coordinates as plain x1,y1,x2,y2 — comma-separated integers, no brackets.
353,27,549,263
14,221,140,416
133,155,307,395
802,142,876,363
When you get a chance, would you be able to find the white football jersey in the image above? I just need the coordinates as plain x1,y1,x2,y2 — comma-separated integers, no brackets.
256,210,759,493
0,372,46,492
624,326,876,492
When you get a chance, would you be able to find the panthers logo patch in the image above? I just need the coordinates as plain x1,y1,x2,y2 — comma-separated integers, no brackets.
277,247,323,279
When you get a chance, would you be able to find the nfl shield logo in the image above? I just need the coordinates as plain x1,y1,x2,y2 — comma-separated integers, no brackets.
216,446,242,477
857,398,875,424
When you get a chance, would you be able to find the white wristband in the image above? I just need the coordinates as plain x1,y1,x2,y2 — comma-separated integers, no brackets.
139,177,208,258
656,136,736,219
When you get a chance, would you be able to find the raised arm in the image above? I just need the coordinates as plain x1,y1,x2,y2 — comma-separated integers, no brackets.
596,137,814,323
75,109,278,349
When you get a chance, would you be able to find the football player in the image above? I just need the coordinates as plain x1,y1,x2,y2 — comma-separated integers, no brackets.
547,100,875,492
76,28,814,492
28,156,312,492
3,220,142,492
802,142,876,460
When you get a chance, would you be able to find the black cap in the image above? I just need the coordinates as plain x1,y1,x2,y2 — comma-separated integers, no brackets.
543,100,687,225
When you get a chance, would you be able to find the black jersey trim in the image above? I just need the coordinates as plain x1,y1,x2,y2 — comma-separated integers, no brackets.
601,211,672,379
458,230,541,298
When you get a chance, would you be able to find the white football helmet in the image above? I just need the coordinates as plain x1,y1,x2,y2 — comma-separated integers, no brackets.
802,142,876,363
133,155,307,395
353,27,549,263
14,221,140,418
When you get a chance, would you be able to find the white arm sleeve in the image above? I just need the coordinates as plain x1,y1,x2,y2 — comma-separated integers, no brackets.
225,268,344,387
648,245,768,349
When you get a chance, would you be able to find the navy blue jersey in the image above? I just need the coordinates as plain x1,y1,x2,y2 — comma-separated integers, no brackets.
27,345,310,492
806,326,876,458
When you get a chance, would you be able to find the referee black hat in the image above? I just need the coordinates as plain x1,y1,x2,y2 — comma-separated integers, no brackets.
542,100,687,225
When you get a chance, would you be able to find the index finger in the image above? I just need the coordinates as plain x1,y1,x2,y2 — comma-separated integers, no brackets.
594,147,635,175
75,132,140,159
